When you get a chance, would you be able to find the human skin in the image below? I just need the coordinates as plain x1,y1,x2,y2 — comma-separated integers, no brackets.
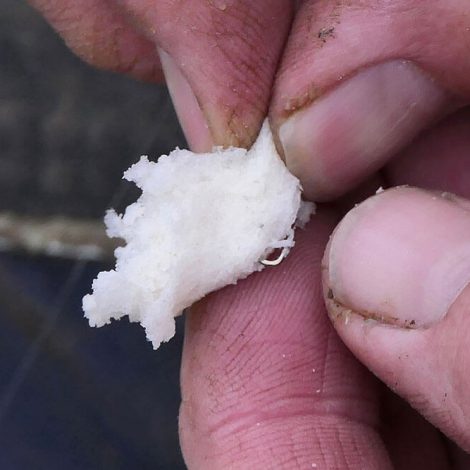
30,0,470,468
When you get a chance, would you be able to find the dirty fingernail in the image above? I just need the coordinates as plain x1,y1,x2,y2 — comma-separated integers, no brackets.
279,61,448,201
326,187,470,328
158,49,213,152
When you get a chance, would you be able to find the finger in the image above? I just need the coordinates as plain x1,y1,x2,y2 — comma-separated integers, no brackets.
386,107,470,199
29,0,163,82
323,187,470,451
179,211,393,469
270,0,470,201
118,0,294,151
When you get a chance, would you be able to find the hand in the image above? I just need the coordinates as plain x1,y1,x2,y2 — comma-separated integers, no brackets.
31,0,470,467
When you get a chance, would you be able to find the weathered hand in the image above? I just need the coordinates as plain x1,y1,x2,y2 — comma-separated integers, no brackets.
30,0,470,467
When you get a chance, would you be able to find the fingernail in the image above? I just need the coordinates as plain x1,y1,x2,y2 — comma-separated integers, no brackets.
279,61,448,201
158,49,213,152
326,187,470,328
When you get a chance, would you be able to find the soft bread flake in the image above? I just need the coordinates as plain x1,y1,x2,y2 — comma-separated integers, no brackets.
83,122,314,349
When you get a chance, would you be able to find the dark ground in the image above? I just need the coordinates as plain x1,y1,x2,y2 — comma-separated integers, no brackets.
0,0,185,218
0,1,187,469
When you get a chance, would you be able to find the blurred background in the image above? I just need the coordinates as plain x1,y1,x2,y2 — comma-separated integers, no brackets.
0,1,187,468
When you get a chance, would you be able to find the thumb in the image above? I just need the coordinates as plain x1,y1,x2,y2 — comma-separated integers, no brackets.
323,187,470,451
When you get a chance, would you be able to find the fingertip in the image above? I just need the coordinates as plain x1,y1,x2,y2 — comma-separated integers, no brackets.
274,62,448,201
152,1,294,150
325,186,470,327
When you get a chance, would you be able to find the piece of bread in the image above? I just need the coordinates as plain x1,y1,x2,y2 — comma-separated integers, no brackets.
83,122,314,349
